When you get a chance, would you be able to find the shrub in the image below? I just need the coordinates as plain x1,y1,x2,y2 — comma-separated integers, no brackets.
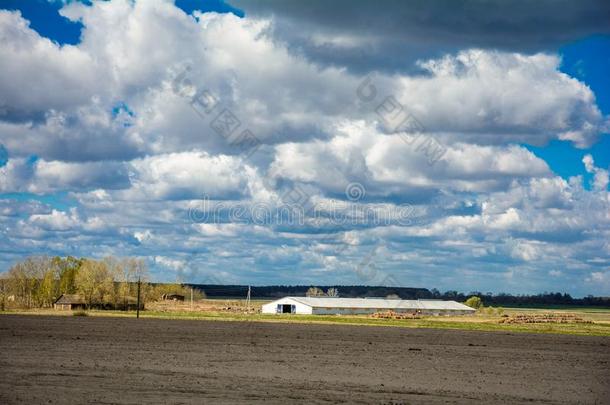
464,296,483,309
73,310,88,317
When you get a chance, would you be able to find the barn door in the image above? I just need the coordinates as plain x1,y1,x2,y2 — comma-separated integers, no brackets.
291,304,296,314
276,304,282,313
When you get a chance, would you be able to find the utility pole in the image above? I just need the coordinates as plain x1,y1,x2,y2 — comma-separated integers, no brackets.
136,277,141,319
246,285,251,312
190,287,193,311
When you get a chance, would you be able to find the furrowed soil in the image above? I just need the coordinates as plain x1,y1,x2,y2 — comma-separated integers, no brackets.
0,315,608,404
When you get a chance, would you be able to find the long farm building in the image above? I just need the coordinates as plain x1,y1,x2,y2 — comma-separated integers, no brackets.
262,297,475,316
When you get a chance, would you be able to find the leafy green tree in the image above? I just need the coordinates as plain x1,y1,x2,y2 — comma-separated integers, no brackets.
57,256,82,294
75,259,113,308
465,296,483,309
36,267,58,308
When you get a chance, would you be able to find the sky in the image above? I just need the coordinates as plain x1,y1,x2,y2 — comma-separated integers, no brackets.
0,0,609,296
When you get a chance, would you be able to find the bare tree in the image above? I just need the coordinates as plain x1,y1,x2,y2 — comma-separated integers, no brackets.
104,256,125,308
0,272,8,311
7,256,51,308
306,287,325,297
124,257,151,303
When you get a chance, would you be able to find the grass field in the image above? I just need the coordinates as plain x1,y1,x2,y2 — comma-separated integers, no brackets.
3,301,610,336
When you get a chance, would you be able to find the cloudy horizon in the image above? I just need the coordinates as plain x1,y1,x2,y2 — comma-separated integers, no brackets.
0,0,609,296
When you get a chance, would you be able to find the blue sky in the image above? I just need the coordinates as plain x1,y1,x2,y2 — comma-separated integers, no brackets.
0,0,609,296
525,35,610,185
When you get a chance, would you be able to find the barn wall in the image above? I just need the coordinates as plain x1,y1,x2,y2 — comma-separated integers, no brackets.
312,307,424,315
262,298,475,316
312,307,473,316
293,302,313,314
312,307,379,315
261,299,313,314
261,302,278,314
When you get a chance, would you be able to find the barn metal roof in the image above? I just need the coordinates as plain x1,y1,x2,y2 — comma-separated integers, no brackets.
279,297,475,311
54,294,86,305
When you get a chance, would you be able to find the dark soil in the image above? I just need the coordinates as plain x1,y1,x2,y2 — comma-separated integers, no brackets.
0,315,608,404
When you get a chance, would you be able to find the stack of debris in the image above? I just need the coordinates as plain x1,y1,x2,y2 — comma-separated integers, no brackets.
498,313,592,324
371,311,420,320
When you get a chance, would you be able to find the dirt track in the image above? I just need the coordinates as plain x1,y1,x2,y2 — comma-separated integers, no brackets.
0,315,608,404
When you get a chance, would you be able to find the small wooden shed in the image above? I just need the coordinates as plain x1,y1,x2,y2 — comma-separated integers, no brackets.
54,294,86,310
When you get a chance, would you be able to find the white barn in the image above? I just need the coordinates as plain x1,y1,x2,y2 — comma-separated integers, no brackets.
261,297,475,316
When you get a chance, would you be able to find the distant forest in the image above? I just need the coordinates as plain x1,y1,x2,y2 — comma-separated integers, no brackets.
4,255,607,309
190,284,610,307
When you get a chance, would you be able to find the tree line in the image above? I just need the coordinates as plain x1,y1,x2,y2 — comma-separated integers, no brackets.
2,257,607,309
0,256,201,310
196,284,608,306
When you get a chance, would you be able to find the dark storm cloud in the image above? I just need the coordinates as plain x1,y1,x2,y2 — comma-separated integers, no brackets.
232,0,610,73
